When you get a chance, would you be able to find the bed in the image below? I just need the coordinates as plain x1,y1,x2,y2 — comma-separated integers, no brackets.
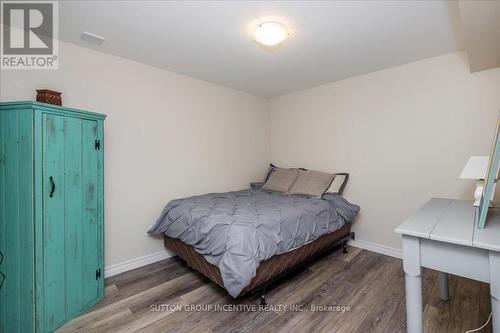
148,171,359,299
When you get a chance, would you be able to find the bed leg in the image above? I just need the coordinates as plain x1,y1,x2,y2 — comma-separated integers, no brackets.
260,288,267,307
342,240,348,254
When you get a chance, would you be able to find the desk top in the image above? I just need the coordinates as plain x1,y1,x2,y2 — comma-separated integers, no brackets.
395,198,500,252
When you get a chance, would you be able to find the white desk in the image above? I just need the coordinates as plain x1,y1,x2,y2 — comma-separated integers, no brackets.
395,198,500,333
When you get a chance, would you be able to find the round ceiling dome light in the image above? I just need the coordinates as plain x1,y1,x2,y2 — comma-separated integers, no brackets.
254,22,289,46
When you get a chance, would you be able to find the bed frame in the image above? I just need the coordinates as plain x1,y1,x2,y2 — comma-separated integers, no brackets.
163,222,354,304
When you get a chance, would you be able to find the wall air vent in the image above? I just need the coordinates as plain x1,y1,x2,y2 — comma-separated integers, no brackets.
80,31,105,45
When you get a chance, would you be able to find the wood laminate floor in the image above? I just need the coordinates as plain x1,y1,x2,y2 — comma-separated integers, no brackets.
57,247,492,333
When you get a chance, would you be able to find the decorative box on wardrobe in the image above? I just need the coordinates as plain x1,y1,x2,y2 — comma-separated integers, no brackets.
0,101,106,333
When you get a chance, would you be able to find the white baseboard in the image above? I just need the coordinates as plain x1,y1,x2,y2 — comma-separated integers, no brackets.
104,239,401,279
104,250,174,278
349,239,402,259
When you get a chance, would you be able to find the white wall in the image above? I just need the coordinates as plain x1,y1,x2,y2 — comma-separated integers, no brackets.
269,51,500,252
2,42,499,270
0,40,270,268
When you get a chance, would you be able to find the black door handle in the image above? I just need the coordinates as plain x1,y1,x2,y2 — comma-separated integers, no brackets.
49,176,55,197
0,272,5,290
0,251,3,265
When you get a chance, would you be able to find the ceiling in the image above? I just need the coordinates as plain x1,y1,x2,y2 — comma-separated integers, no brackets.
459,0,500,73
59,1,465,97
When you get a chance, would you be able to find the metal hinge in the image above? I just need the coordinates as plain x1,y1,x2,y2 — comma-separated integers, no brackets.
96,268,101,280
95,139,100,150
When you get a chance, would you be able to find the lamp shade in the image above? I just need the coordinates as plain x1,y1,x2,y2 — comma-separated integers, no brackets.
459,156,489,179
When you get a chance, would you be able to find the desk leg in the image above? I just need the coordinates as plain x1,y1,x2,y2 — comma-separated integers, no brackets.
493,297,500,333
437,272,449,301
405,273,423,332
403,235,423,333
490,252,500,332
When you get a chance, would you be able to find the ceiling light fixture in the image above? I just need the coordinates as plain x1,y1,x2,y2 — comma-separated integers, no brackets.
253,22,289,46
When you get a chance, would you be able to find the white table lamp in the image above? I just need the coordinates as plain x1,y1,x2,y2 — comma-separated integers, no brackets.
459,156,489,206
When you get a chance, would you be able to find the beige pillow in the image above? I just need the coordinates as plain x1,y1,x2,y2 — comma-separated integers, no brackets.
326,174,347,194
262,168,299,193
288,170,334,197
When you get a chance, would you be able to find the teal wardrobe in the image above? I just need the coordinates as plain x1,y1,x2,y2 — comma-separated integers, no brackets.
0,101,106,333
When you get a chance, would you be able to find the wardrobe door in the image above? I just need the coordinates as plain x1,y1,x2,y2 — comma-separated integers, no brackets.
42,114,102,331
42,113,66,331
81,119,101,307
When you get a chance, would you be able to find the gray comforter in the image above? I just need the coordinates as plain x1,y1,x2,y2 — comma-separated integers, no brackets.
148,188,360,297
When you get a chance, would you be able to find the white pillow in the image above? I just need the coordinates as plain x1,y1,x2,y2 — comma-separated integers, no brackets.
326,174,348,194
